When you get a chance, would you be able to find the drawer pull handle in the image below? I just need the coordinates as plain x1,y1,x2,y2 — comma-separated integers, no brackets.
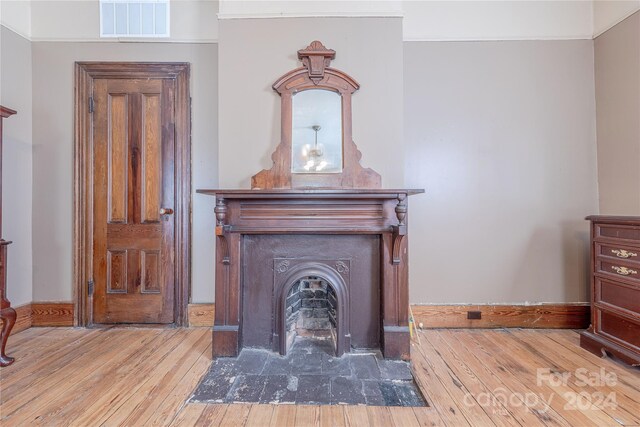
611,266,638,276
611,249,637,258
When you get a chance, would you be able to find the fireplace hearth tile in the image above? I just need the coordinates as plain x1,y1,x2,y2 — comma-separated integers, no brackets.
261,356,292,375
260,375,297,404
395,382,428,407
291,353,323,374
296,375,331,404
228,374,268,403
321,354,351,376
189,364,238,402
330,377,365,405
351,354,382,380
379,382,402,406
289,335,334,355
189,337,427,407
378,359,413,381
362,380,386,406
235,349,269,374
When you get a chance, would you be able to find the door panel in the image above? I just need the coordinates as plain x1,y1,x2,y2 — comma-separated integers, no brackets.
93,78,175,324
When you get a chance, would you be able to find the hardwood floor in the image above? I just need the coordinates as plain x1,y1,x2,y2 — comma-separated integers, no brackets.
0,327,638,426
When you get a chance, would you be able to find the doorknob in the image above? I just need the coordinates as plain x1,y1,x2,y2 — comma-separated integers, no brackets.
159,208,174,215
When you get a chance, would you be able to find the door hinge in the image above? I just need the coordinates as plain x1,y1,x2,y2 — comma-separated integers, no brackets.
88,279,94,295
88,97,94,113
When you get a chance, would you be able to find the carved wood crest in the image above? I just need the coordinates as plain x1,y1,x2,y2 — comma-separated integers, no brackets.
251,41,381,189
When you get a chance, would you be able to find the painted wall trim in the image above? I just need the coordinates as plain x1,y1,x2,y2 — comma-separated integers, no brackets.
403,35,594,42
3,23,596,43
29,37,218,44
594,8,640,38
2,24,218,43
217,13,404,19
0,22,30,41
4,13,637,43
187,303,590,329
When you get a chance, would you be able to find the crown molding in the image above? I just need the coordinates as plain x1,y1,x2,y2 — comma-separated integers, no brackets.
593,8,640,38
28,37,218,44
0,23,31,41
217,0,403,20
217,12,403,19
403,34,593,42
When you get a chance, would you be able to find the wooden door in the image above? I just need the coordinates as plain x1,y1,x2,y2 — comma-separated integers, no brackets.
92,78,175,324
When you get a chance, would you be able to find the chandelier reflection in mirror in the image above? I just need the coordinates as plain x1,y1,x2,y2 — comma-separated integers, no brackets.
291,89,343,174
302,125,325,171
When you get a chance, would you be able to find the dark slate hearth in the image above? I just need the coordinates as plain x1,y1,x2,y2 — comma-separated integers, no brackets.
351,354,382,380
296,375,332,404
189,336,427,407
260,375,297,404
330,376,366,405
228,375,267,402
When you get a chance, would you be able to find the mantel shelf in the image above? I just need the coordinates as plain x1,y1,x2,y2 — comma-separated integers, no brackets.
197,188,425,199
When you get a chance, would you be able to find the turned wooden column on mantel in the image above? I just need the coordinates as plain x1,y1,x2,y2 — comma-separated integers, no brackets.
0,105,17,367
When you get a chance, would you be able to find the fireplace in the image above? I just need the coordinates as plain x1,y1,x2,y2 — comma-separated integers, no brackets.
197,41,423,360
243,235,379,357
284,276,338,353
197,190,421,359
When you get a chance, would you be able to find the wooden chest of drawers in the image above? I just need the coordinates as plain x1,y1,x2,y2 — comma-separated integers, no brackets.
580,216,640,366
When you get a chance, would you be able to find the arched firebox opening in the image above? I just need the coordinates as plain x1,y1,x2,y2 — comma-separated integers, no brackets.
284,277,338,354
274,263,350,357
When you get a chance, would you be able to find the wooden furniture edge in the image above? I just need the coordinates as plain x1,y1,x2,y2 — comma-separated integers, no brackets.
186,303,589,329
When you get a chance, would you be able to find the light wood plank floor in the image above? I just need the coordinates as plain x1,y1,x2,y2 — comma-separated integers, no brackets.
0,327,638,426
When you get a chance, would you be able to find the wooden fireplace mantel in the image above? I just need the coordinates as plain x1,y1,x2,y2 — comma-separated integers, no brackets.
198,189,424,197
200,41,424,360
198,188,423,231
197,188,423,359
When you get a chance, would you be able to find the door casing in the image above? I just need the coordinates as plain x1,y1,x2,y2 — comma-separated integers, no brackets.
74,62,191,326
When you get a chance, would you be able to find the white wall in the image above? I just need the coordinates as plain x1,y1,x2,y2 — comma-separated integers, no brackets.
593,0,640,37
404,40,599,303
29,0,218,42
9,0,636,42
0,0,31,38
594,12,640,214
0,25,33,307
219,0,595,41
217,17,405,188
403,1,594,41
218,0,402,18
0,2,618,308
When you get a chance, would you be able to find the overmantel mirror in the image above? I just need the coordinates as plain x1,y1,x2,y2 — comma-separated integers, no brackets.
252,40,382,189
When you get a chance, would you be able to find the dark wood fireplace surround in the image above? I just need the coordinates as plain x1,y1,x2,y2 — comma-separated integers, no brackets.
198,41,423,360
